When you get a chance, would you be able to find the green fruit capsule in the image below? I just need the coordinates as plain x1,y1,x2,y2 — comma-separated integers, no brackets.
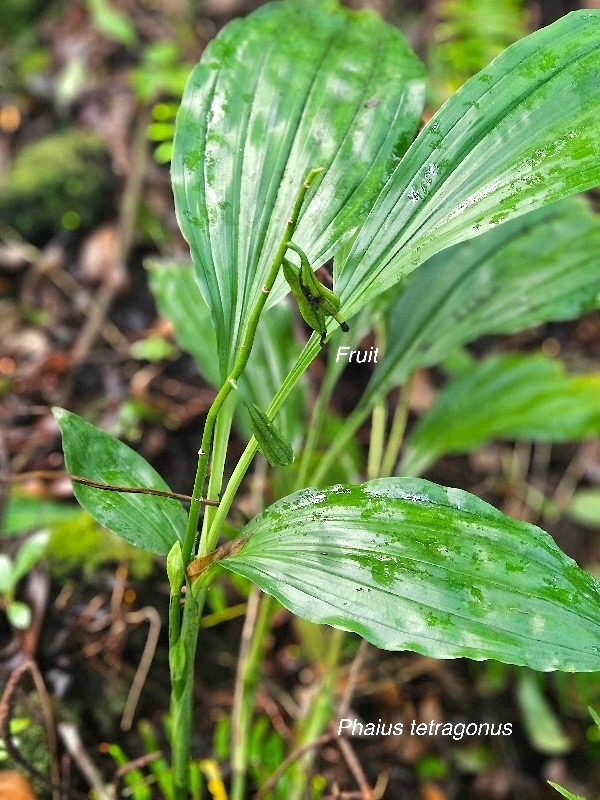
284,242,349,346
282,257,326,339
247,403,294,467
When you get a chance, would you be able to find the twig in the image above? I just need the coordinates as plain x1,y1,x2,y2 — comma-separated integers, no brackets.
339,639,369,719
48,264,131,355
111,749,162,799
0,470,219,505
553,444,589,509
57,721,110,800
0,430,9,529
25,658,61,800
372,768,390,800
332,641,374,800
254,732,334,800
57,108,150,405
336,738,374,800
0,660,88,799
256,687,293,743
0,662,46,781
120,605,161,731
232,585,261,762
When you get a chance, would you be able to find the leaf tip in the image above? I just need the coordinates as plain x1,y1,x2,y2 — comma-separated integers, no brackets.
52,406,68,424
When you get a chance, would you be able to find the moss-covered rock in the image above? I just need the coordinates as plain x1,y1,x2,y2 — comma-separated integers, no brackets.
0,128,116,243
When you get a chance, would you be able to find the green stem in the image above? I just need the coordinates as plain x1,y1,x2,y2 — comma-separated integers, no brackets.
366,319,387,481
295,356,339,491
170,582,207,800
181,166,323,567
309,404,370,487
207,332,322,551
169,593,181,655
286,628,344,800
201,394,236,543
380,371,415,478
170,168,322,798
366,400,387,481
230,590,275,800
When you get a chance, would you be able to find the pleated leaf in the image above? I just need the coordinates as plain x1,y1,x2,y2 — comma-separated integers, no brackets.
172,0,425,373
54,408,186,555
402,355,600,476
147,259,221,388
147,260,305,443
336,10,600,321
361,197,600,410
221,478,600,671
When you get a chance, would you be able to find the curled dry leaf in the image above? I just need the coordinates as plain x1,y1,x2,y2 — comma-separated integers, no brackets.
77,223,129,292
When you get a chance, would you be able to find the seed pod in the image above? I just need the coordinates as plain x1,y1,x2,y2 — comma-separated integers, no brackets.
283,257,325,338
285,242,349,345
247,403,294,466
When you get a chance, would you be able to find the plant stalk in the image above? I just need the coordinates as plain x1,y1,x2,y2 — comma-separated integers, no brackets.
170,582,207,800
286,628,344,800
380,371,415,477
207,332,322,550
169,168,323,798
366,319,388,481
366,400,387,481
294,334,347,491
230,590,275,800
201,394,236,542
310,404,370,487
180,166,323,568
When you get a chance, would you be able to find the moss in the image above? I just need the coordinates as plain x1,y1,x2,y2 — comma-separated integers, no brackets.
0,128,116,243
47,513,155,580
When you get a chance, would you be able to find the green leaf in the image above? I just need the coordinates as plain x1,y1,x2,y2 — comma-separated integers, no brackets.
146,260,221,387
402,354,600,476
336,11,600,321
589,706,600,734
172,0,425,373
238,301,306,445
3,496,84,536
86,0,137,45
222,478,600,671
129,335,177,362
12,531,49,584
45,512,154,579
147,259,305,443
247,404,294,467
362,197,600,407
53,408,186,555
548,781,585,800
517,672,571,754
7,601,32,629
0,555,13,595
567,491,600,529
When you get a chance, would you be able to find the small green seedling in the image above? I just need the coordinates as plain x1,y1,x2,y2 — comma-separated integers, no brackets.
0,531,48,629
547,708,600,800
283,241,349,346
